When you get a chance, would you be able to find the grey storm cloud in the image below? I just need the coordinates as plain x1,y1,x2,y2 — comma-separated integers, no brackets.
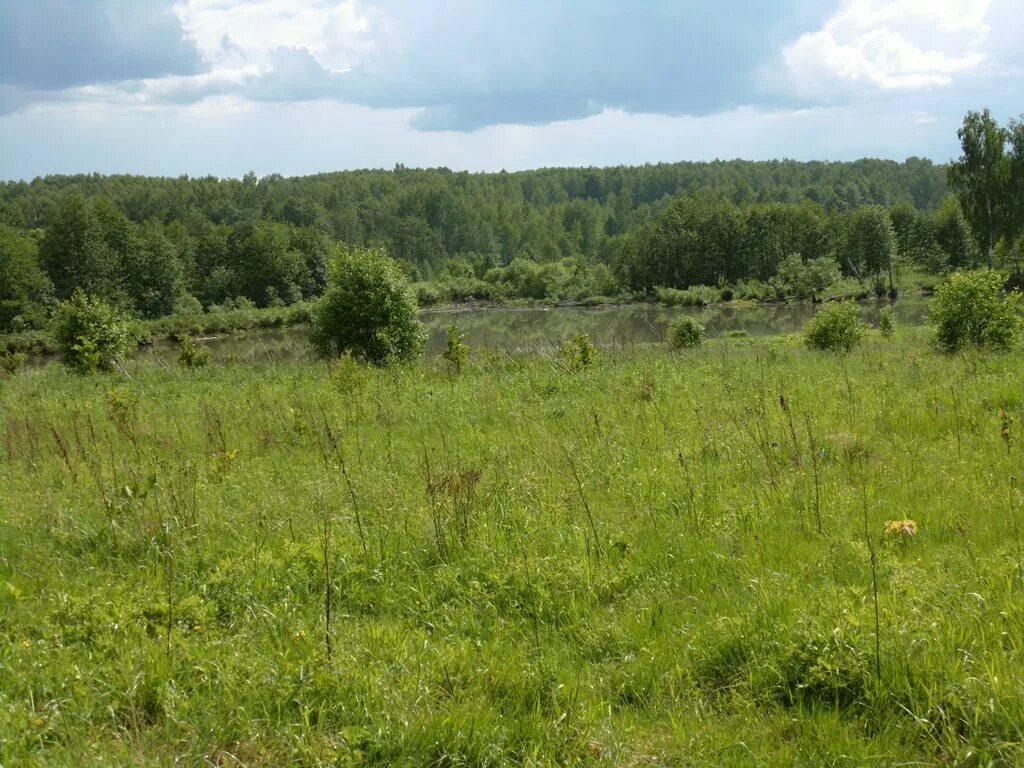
225,0,840,130
0,0,840,130
0,0,201,91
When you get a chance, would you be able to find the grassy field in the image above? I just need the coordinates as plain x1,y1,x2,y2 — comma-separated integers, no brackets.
1,329,1023,766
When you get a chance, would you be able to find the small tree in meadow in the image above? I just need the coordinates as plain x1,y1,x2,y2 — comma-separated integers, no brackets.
879,306,896,338
667,316,705,349
442,322,469,374
310,245,425,364
52,289,134,373
804,302,867,353
560,332,597,370
929,269,1022,351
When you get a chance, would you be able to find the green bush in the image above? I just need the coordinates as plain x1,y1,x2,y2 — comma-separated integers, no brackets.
879,305,895,338
442,322,469,374
804,302,867,354
929,270,1022,351
310,246,426,364
178,336,212,368
560,332,597,370
51,289,134,373
656,285,719,307
667,316,705,349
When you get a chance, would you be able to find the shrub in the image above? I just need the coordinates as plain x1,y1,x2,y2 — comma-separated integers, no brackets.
51,289,134,373
879,306,895,338
442,322,469,374
178,336,212,368
310,245,426,364
656,285,719,307
804,302,867,353
667,316,705,350
929,270,1022,351
560,332,597,370
0,349,27,376
734,279,779,302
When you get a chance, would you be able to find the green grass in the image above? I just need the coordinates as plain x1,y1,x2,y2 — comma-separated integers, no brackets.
2,330,1023,766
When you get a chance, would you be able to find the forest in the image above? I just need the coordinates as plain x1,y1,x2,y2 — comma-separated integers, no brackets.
0,150,1002,334
3,110,1023,341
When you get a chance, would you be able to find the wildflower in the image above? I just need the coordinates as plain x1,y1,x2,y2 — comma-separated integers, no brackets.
884,519,918,538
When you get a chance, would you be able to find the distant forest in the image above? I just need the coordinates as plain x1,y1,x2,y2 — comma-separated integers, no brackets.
0,147,1015,332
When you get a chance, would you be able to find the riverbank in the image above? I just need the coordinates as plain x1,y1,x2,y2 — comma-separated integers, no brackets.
2,283,937,362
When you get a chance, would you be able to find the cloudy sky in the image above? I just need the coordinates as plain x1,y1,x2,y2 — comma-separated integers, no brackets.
0,0,1021,180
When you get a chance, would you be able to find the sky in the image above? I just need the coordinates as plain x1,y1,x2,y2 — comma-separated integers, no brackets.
0,0,1021,180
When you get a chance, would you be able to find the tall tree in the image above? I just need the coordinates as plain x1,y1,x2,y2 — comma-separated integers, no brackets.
39,195,115,299
0,225,51,331
1007,116,1024,275
948,109,1009,268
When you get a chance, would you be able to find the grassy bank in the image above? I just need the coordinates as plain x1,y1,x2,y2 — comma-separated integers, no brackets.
1,331,1022,765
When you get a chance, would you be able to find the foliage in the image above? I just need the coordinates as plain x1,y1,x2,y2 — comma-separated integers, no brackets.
846,206,898,294
178,336,212,368
948,109,1010,266
310,245,426,364
441,322,469,374
656,285,720,307
0,224,51,332
773,254,841,301
667,315,705,349
929,269,1022,351
560,332,597,369
51,289,134,372
804,302,868,353
879,305,896,338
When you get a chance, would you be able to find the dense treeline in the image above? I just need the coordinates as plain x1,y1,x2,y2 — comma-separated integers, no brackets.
0,126,1021,334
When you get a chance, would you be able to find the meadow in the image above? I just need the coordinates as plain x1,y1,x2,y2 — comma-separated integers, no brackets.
1,328,1023,766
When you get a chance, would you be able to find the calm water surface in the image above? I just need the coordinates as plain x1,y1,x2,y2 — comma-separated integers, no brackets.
135,297,930,366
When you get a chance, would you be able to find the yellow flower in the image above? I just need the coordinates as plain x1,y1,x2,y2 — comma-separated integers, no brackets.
884,519,918,537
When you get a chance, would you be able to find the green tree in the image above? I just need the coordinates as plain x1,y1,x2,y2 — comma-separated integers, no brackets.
845,206,897,294
310,246,426,363
933,197,977,270
121,223,186,318
804,302,867,353
774,254,840,301
929,269,1022,350
51,289,134,373
40,195,115,299
1007,117,1024,275
0,225,51,331
948,109,1009,268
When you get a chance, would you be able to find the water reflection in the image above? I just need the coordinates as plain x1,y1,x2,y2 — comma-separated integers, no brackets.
134,297,930,365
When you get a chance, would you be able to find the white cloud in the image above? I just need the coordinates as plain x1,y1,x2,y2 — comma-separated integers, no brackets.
173,0,372,72
777,0,990,99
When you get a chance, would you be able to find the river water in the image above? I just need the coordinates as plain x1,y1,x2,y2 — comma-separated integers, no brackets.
132,297,930,366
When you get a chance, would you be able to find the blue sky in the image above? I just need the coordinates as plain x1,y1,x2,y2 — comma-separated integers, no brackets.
0,0,1021,180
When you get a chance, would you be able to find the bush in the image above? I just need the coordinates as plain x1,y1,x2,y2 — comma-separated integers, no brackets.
667,316,705,349
734,279,778,302
929,270,1023,351
0,349,27,376
310,246,426,364
560,332,597,370
656,285,720,307
879,306,895,338
52,289,134,373
442,322,469,374
178,336,212,368
804,302,867,354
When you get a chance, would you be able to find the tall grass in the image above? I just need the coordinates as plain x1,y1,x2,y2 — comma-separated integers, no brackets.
1,330,1022,765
